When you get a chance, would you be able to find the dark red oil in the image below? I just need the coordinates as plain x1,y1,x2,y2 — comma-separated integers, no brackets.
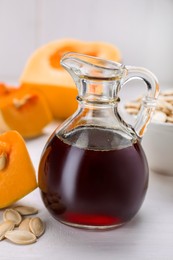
38,126,148,228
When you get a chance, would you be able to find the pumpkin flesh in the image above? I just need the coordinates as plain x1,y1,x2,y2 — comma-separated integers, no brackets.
0,131,37,208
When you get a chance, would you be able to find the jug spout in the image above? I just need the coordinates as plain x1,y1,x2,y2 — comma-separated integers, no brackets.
60,52,124,79
61,52,125,104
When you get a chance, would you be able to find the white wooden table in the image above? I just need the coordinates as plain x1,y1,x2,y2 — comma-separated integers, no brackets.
0,121,173,260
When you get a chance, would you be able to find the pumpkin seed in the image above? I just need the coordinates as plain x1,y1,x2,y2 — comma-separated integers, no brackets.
3,209,22,226
5,230,36,245
152,111,167,123
0,221,15,240
125,102,141,109
13,94,32,109
125,108,138,115
29,217,45,237
19,218,31,231
0,152,7,171
161,90,173,96
167,116,173,123
14,206,38,216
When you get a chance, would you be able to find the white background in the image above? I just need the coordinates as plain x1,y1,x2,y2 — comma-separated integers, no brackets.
0,0,173,86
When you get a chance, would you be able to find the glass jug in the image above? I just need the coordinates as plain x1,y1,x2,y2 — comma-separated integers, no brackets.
38,53,159,230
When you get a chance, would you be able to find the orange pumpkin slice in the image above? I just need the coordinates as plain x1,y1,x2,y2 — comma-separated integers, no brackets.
19,38,121,119
0,130,37,208
0,86,53,138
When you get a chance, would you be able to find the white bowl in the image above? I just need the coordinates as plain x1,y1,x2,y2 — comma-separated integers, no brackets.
142,121,173,175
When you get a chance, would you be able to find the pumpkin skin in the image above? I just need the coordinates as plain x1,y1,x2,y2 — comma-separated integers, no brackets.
0,83,18,96
19,39,121,119
0,84,53,139
0,130,37,208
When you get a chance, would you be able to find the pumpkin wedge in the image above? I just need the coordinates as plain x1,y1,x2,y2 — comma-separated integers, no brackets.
19,39,121,119
0,85,53,138
0,130,37,208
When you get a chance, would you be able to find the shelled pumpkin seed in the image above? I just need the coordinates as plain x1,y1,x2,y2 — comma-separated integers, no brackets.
14,206,38,216
5,230,37,245
3,209,22,226
0,221,15,240
29,217,45,238
19,218,31,231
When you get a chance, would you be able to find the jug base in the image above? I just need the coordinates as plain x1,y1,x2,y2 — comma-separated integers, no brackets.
59,219,125,231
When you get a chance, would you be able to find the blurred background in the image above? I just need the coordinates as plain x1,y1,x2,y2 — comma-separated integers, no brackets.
0,0,172,86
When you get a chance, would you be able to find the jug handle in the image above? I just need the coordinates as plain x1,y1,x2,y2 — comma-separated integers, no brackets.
121,66,159,138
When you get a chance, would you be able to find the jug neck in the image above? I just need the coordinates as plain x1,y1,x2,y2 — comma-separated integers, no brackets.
76,77,121,105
